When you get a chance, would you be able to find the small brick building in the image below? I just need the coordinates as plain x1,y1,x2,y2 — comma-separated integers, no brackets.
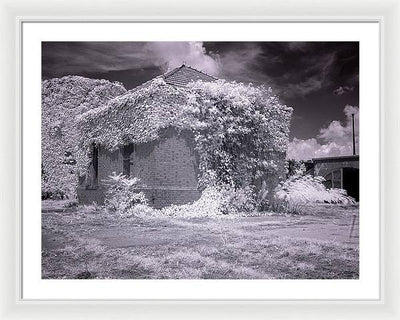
77,65,289,208
77,65,215,207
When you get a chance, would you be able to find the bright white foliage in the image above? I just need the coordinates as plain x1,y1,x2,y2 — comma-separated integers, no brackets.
187,80,292,188
103,172,148,214
161,186,227,218
78,78,292,191
275,175,356,205
162,184,256,217
125,184,256,218
77,77,189,151
42,76,126,198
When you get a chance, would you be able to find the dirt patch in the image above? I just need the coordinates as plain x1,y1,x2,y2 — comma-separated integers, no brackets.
89,225,222,248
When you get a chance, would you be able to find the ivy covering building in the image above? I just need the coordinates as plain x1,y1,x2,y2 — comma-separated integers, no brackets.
76,65,292,207
41,76,126,199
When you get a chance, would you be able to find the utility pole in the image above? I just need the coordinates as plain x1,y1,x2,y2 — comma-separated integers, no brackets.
352,113,356,156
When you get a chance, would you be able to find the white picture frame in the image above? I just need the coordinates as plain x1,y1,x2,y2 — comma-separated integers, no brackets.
1,0,399,318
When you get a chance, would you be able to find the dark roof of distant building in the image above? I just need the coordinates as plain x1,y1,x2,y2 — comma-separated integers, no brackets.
312,155,359,163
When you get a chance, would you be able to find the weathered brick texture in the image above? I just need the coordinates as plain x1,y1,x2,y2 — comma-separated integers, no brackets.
78,129,200,207
77,186,105,204
131,187,200,209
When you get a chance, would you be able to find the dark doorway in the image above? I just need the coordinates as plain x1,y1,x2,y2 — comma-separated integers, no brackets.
342,167,359,201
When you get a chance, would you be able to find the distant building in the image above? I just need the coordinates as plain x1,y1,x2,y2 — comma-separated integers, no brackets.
306,155,359,201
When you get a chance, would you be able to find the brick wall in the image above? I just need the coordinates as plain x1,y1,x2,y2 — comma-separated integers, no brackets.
77,186,105,204
78,129,200,207
131,187,200,209
130,130,198,189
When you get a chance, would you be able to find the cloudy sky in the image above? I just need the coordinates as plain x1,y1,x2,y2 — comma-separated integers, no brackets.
42,41,359,160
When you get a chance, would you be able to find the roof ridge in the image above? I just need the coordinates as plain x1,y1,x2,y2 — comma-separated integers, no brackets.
124,64,216,92
184,64,218,80
163,64,217,81
162,65,185,79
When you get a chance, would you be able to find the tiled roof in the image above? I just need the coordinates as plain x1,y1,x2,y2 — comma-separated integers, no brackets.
123,65,217,96
163,65,217,87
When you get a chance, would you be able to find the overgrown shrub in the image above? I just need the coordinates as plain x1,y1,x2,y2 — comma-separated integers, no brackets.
103,173,148,215
126,204,158,218
275,174,356,209
159,186,224,218
253,180,270,211
63,199,78,208
120,184,257,219
219,185,257,214
160,184,256,218
79,202,104,215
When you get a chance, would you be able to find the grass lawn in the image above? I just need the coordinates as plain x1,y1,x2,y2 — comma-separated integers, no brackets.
42,203,359,279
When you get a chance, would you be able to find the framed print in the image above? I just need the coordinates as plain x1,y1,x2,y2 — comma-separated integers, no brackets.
23,21,379,301
0,0,399,319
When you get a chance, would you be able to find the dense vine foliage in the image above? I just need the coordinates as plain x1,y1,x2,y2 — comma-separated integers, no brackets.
77,77,190,151
78,78,292,194
186,80,292,190
42,76,126,198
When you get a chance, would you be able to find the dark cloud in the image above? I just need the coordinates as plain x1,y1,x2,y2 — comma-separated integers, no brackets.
42,41,359,141
204,42,358,101
42,42,220,80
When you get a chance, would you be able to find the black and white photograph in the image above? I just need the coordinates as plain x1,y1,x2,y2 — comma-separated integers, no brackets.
41,41,359,280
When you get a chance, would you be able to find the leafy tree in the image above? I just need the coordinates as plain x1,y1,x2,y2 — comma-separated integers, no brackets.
286,159,306,177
